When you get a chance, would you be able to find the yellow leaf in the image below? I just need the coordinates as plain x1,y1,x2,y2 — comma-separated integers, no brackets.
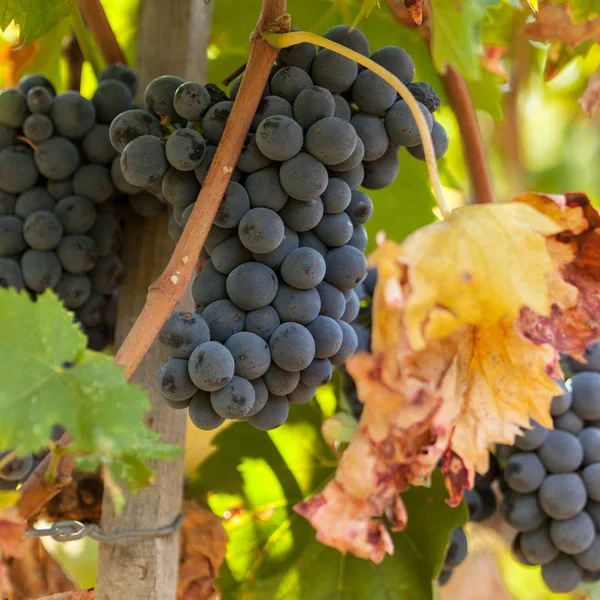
395,203,562,350
527,0,538,11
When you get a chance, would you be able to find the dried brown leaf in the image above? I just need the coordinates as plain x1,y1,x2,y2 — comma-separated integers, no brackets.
404,0,424,25
523,4,600,47
580,66,600,116
0,508,26,559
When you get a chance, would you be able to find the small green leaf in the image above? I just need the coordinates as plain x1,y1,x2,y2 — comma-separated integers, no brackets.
352,0,379,27
0,491,19,509
190,403,467,600
0,0,77,44
579,581,600,599
322,412,357,444
467,68,504,121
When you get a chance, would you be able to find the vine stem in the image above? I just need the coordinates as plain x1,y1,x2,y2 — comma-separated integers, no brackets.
113,1,289,380
63,34,85,91
70,6,102,75
262,31,451,218
78,0,126,66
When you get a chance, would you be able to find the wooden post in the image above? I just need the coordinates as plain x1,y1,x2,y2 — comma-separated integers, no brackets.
95,1,211,598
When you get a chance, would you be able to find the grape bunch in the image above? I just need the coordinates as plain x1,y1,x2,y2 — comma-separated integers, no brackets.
0,65,164,350
501,350,600,592
112,25,448,430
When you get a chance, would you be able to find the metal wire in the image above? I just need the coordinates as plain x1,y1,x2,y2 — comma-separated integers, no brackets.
25,513,184,543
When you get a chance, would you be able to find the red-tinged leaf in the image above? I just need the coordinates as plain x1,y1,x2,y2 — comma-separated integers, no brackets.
523,4,600,47
0,507,25,558
404,0,424,25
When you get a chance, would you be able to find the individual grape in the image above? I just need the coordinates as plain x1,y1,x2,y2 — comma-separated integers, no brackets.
329,319,358,366
17,74,56,97
580,428,600,465
0,145,38,193
188,341,235,391
76,293,107,327
82,124,118,165
324,245,368,291
280,198,324,233
555,410,584,434
73,164,115,205
269,322,316,372
226,262,279,310
351,113,389,161
0,452,33,481
270,66,313,104
277,30,316,71
330,138,365,175
109,109,162,153
212,181,249,228
192,260,227,307
0,124,15,152
500,491,547,532
165,129,206,171
92,79,133,124
54,273,91,310
288,381,316,405
329,162,364,190
129,192,165,219
14,188,52,218
280,152,329,201
371,46,415,84
311,50,358,94
348,225,368,252
238,207,285,254
324,24,370,56
89,213,122,257
444,527,468,568
521,524,560,565
332,94,351,121
298,230,328,258
234,134,270,174
90,256,124,294
515,420,549,451
385,100,434,148
252,227,299,269
211,236,253,274
0,89,27,127
464,488,497,522
538,430,583,473
109,160,138,198
97,63,137,95
244,166,289,211
272,284,321,325
317,281,346,320
23,113,53,143
56,235,97,274
158,311,210,359
25,86,53,113
342,289,360,322
211,375,255,419
321,178,351,214
157,358,198,401
120,135,168,188
33,138,77,185
54,195,96,234
23,210,63,250
202,299,246,342
550,512,595,555
352,322,371,352
300,357,333,387
571,372,600,420
248,395,289,430
584,464,600,502
162,168,200,207
305,117,358,167
264,363,300,396
362,147,400,190
255,115,303,161
293,86,335,130
363,268,378,296
352,70,397,115
204,83,228,106
281,247,326,289
245,306,280,341
539,473,587,520
551,380,573,416
0,216,25,256
407,121,449,161
407,82,441,113
173,82,211,122
225,332,271,379
50,92,95,139
144,75,185,122
204,224,234,254
188,391,225,430
251,96,294,131
20,249,61,292
245,378,270,417
202,101,234,145
575,535,600,571
0,258,23,289
504,452,546,493
313,212,354,247
306,315,343,359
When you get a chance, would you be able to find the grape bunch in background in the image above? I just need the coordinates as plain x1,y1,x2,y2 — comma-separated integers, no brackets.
0,65,164,350
106,24,448,431
502,347,600,593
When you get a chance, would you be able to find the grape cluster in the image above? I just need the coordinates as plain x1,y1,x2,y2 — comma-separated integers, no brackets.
0,66,162,350
502,349,600,592
113,25,447,430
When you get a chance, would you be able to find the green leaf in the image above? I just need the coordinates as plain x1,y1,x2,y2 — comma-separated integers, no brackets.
0,289,180,491
580,581,600,599
467,68,504,121
0,0,77,44
190,403,467,600
429,0,490,81
352,0,379,27
321,412,357,444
